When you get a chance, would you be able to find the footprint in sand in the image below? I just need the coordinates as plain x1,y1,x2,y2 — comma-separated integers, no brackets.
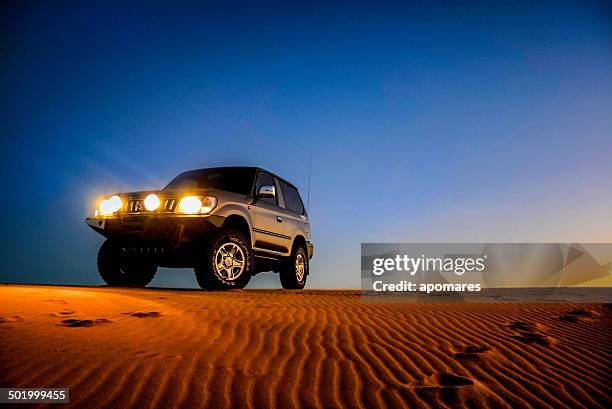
453,345,492,360
418,373,475,389
559,308,596,323
507,321,551,345
508,321,546,332
0,315,23,324
58,318,112,327
50,309,76,317
435,373,474,387
414,372,476,402
126,312,162,318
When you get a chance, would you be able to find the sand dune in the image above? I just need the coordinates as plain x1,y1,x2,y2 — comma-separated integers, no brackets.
0,285,610,408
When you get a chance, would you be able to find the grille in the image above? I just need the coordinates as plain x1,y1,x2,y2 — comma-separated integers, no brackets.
124,198,177,213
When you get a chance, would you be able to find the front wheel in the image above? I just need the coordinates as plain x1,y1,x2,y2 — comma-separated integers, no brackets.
97,240,157,287
194,230,253,290
280,245,308,289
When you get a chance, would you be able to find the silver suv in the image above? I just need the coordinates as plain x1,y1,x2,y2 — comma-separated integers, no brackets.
86,167,313,290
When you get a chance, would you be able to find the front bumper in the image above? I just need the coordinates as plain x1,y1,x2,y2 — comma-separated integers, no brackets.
86,214,226,246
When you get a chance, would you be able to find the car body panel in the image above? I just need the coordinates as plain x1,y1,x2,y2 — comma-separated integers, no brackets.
252,198,291,254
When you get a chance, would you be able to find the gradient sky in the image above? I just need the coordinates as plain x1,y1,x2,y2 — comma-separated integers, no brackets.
1,1,611,289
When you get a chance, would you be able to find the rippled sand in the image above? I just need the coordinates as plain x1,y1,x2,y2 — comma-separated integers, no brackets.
0,285,610,408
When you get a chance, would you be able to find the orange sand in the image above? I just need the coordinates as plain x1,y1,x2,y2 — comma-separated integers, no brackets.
0,285,610,408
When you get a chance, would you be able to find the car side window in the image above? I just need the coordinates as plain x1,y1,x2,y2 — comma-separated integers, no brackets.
255,173,277,206
279,180,304,215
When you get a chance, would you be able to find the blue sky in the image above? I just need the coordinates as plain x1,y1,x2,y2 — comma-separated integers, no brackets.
1,1,611,288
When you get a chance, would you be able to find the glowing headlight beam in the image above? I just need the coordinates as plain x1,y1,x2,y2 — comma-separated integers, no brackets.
144,193,161,211
177,196,217,214
99,195,122,216
178,196,202,214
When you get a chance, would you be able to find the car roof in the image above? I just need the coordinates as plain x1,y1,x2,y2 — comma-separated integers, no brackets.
183,166,300,191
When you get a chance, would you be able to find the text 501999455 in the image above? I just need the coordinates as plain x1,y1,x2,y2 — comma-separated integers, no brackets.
0,388,69,403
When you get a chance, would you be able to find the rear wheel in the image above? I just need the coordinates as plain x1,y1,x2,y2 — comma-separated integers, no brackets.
280,245,308,289
194,229,253,290
97,240,157,287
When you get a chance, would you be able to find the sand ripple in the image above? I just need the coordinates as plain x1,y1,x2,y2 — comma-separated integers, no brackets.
0,285,610,408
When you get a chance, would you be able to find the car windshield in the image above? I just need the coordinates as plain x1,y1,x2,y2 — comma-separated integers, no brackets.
164,167,256,195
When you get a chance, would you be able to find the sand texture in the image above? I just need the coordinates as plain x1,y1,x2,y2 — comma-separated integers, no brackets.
0,285,610,408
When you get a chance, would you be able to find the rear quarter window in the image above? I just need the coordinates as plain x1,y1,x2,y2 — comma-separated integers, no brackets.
279,180,304,215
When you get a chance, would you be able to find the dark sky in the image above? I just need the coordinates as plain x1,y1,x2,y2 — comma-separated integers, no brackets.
1,1,611,288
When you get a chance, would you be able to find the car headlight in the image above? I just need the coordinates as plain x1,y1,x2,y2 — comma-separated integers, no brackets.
144,193,160,211
98,195,122,216
200,196,217,214
177,196,217,214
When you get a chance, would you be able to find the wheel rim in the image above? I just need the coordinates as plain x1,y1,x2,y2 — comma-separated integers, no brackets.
295,253,306,283
214,242,246,281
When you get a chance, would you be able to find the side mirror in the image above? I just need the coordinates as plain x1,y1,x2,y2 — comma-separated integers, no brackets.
258,185,275,198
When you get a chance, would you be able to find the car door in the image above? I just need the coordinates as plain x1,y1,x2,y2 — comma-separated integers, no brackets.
252,171,290,254
277,179,309,248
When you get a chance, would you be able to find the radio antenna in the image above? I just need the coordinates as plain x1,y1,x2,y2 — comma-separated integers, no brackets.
307,156,312,211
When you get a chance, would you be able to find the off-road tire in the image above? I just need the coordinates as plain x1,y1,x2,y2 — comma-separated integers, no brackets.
97,240,157,287
280,245,308,289
194,229,253,290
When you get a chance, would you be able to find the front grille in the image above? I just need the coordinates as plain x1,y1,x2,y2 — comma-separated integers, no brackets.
124,198,177,213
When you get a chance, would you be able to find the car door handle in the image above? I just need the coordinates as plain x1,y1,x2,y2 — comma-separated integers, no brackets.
276,216,283,223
